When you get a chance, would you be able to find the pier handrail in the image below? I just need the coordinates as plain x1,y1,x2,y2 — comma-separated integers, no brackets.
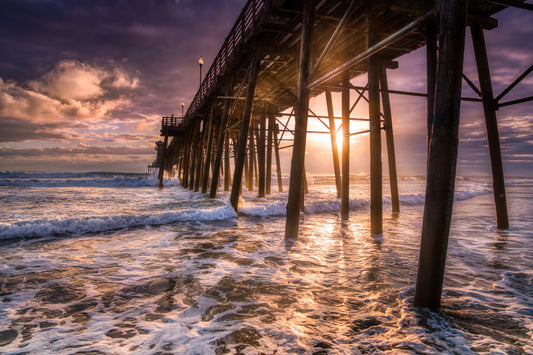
183,0,268,123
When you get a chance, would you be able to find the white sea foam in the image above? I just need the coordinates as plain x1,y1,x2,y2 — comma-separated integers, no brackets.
0,204,237,240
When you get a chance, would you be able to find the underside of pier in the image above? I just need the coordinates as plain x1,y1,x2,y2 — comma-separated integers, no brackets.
153,0,532,308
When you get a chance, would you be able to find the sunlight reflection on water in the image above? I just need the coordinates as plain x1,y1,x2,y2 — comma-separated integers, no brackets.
0,178,531,353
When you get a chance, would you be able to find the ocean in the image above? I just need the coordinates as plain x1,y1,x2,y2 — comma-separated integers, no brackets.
0,171,531,354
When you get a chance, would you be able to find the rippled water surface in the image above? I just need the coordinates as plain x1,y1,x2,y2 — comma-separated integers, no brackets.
0,173,531,354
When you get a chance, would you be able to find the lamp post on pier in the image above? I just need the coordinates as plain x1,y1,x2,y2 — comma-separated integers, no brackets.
181,102,185,118
198,56,204,88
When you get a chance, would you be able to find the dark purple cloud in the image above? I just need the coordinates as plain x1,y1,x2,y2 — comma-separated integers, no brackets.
0,117,73,142
0,145,153,157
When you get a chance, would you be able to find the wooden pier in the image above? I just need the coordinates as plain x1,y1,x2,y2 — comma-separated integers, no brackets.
154,0,532,308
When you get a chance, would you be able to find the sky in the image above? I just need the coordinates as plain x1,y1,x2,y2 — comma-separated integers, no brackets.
0,0,531,176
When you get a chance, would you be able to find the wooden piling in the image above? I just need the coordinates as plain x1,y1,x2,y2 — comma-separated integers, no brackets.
201,104,216,194
182,134,191,188
426,24,438,147
341,65,350,218
230,57,260,211
266,112,273,195
367,17,383,235
224,131,232,191
248,121,255,191
194,120,204,192
326,90,342,198
258,108,267,198
471,23,509,229
158,134,168,188
274,123,283,192
415,0,469,309
188,121,200,189
285,0,314,240
379,65,400,214
210,95,230,198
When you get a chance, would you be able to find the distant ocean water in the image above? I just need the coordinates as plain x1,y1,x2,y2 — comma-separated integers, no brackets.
0,171,531,354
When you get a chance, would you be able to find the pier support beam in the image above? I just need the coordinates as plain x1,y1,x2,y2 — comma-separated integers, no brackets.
182,134,191,188
258,107,267,198
367,17,382,235
201,104,216,194
266,111,273,195
341,67,351,218
230,57,260,211
189,120,200,190
158,134,168,188
285,0,314,240
415,0,468,309
379,66,400,214
471,23,509,229
210,95,230,198
274,122,283,192
224,130,232,191
426,24,438,147
325,90,342,198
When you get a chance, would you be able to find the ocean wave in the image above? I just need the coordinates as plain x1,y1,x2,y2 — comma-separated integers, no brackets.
0,171,176,187
0,204,237,240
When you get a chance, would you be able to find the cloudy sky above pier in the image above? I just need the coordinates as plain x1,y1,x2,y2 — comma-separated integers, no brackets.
0,0,531,175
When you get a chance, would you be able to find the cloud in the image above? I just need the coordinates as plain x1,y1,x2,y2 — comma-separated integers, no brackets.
0,144,153,157
0,117,75,142
30,60,105,100
0,60,139,126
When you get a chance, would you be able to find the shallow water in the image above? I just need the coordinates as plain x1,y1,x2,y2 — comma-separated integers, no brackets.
0,173,531,354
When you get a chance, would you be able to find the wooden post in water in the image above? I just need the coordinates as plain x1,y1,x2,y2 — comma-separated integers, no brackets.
367,16,382,235
285,0,314,239
182,134,191,188
379,65,400,214
471,23,509,229
176,143,183,181
224,131,232,191
158,134,168,188
248,121,255,191
415,0,468,309
274,122,283,192
194,119,204,192
426,24,438,148
210,95,230,198
341,62,351,219
188,121,200,190
253,126,259,188
258,107,267,198
325,90,341,198
230,57,260,211
266,111,273,195
202,104,216,194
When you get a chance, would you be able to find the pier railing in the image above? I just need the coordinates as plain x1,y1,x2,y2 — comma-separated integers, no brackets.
184,0,267,121
161,115,182,128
